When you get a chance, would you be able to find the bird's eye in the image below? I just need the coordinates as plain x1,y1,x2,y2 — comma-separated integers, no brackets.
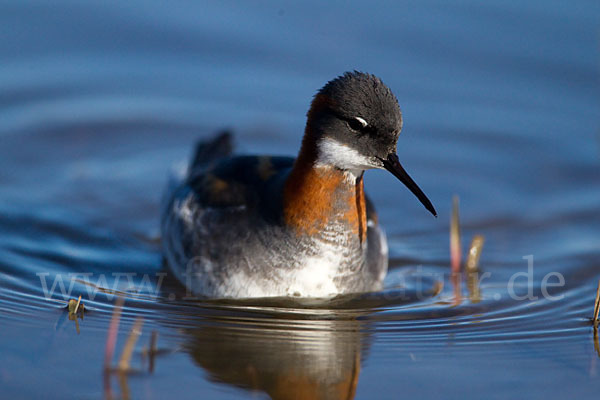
348,116,368,131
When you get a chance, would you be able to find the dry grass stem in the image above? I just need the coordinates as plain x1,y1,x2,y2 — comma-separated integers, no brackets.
593,280,600,327
594,325,600,358
118,317,144,372
466,273,480,303
466,235,485,272
73,295,82,315
104,296,125,371
450,195,461,275
67,295,85,316
149,331,158,373
150,331,158,353
428,281,444,297
116,371,131,400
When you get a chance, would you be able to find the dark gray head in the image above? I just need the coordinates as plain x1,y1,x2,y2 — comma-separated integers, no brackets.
308,71,401,163
306,71,436,217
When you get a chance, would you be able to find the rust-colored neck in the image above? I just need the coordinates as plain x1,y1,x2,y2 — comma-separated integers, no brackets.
283,94,367,242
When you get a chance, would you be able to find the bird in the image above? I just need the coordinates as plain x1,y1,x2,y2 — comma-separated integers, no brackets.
161,71,436,299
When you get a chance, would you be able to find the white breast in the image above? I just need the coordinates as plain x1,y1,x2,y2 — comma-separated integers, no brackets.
284,249,343,297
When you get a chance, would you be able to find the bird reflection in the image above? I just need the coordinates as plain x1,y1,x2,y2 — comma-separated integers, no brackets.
155,264,436,399
178,310,364,400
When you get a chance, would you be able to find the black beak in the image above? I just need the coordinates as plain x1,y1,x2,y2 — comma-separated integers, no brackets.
381,153,437,217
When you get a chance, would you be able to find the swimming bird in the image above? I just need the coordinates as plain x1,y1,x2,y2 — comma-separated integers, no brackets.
161,71,436,299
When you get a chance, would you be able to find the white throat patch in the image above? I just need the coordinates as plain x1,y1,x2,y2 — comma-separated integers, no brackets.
316,138,374,177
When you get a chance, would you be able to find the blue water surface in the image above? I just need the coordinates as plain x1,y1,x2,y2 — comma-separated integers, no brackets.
0,1,599,399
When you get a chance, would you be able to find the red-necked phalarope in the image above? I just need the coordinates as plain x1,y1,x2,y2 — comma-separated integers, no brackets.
161,71,436,299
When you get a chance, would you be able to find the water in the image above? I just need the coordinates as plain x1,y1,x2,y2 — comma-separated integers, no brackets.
1,0,599,398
